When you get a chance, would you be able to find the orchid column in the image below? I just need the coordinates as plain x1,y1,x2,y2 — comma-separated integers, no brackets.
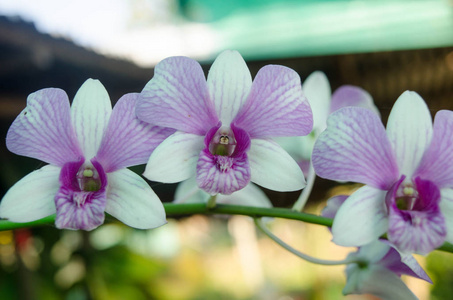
136,50,313,198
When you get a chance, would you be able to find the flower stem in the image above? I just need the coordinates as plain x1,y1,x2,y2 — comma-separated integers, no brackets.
292,159,316,212
0,203,452,254
206,195,217,209
254,218,360,265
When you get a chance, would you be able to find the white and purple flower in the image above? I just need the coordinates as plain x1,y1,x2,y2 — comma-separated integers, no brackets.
136,50,313,195
313,91,453,254
0,79,173,231
342,240,431,300
277,71,379,174
322,195,431,299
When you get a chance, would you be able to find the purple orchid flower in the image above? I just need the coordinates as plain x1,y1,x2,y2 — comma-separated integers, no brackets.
322,195,431,299
277,71,379,174
136,50,313,195
343,240,431,300
313,90,453,254
0,79,174,231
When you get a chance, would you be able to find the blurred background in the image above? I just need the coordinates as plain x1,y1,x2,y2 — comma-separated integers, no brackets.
0,0,453,299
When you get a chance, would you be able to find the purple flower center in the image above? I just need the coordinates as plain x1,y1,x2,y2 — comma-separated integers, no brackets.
196,123,252,195
389,176,440,215
208,126,237,156
394,183,418,211
55,158,108,230
386,175,446,254
76,163,102,192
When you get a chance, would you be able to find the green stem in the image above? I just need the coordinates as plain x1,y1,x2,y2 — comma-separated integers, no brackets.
206,195,217,209
292,159,316,212
254,218,361,265
0,203,452,254
0,203,332,231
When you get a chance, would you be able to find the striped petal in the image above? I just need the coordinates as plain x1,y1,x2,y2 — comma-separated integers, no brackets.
415,110,453,188
95,93,175,173
332,185,388,247
234,65,313,138
248,139,305,191
440,188,453,244
302,71,331,132
196,149,251,195
386,91,432,180
0,165,60,222
143,132,204,183
55,187,106,231
330,85,379,116
71,79,112,159
207,50,252,125
105,169,166,229
313,107,399,190
6,88,81,166
55,159,107,231
137,56,218,135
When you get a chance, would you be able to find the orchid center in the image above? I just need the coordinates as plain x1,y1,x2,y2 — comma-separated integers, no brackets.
209,126,237,156
76,163,101,192
395,182,418,211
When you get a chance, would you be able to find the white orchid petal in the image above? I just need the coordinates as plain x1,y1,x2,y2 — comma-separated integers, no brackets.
302,71,331,132
207,50,252,125
440,188,453,244
386,91,432,178
0,165,59,222
143,132,204,183
71,79,112,159
344,265,418,300
106,169,166,229
332,186,388,247
174,177,209,204
248,139,306,191
217,183,272,207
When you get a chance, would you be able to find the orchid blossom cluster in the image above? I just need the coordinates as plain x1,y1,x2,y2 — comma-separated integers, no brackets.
0,50,451,299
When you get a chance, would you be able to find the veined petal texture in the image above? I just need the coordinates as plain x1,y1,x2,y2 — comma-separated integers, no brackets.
415,110,453,188
440,188,453,244
248,139,306,191
313,107,399,189
196,149,251,195
143,132,204,183
55,186,106,231
137,56,218,135
332,186,388,247
386,91,432,179
330,85,379,116
207,50,252,125
71,79,112,159
6,88,82,166
0,165,59,222
234,65,313,138
302,71,331,132
96,93,175,173
105,169,166,229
